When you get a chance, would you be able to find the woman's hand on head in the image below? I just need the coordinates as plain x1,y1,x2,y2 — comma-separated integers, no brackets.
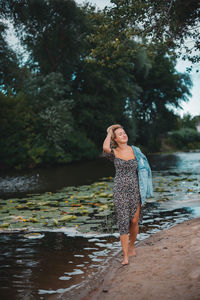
104,124,121,151
107,124,121,134
106,126,113,134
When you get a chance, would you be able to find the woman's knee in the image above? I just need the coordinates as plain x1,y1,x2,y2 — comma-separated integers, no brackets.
131,217,138,225
131,205,140,224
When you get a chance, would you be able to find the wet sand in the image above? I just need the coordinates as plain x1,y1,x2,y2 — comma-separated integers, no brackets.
60,217,200,300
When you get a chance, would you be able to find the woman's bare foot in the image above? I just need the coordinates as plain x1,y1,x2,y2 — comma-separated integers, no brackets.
128,247,136,257
121,256,129,265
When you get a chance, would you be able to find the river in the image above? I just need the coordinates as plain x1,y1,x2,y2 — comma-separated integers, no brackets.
0,151,200,300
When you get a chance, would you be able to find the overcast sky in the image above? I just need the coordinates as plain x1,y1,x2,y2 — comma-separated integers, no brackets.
76,0,200,117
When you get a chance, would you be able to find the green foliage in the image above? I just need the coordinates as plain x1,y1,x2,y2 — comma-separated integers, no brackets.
0,69,98,168
0,0,196,169
0,92,31,168
72,42,151,147
1,0,90,80
177,113,200,130
0,22,26,94
167,127,200,150
132,50,192,151
106,0,200,65
23,72,73,145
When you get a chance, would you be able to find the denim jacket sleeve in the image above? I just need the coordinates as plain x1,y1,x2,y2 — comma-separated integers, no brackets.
132,145,154,205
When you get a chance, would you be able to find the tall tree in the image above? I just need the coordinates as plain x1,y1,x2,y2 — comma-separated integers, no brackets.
0,21,26,93
1,0,91,79
0,0,195,169
72,40,152,148
134,49,192,150
103,0,200,65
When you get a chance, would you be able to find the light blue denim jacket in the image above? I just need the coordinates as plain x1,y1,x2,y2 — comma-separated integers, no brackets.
132,145,154,205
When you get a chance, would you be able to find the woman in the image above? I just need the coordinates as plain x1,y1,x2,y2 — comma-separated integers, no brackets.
103,124,143,266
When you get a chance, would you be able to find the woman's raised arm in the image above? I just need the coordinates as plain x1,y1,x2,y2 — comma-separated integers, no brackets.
103,124,121,153
103,130,112,154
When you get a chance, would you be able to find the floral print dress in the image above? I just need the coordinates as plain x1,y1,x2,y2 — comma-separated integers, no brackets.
103,148,143,235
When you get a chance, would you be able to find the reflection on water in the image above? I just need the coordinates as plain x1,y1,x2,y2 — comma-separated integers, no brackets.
1,152,200,199
0,159,114,199
0,151,200,300
149,151,200,174
0,204,197,300
0,231,120,300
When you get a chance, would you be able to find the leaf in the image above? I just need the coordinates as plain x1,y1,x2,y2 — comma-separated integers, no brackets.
29,217,39,223
0,223,10,228
53,219,58,226
59,215,77,222
24,233,44,239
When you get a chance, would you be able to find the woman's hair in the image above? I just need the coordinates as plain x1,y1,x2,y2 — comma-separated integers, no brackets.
110,125,124,148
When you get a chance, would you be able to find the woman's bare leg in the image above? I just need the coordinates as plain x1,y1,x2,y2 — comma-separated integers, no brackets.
120,234,129,265
128,202,141,256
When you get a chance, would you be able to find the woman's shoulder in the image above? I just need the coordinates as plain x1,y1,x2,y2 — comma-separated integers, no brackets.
131,145,142,155
131,145,141,151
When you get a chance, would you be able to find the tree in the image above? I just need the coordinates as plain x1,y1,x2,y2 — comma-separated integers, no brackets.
0,91,33,168
177,113,200,130
20,71,98,165
0,21,27,93
0,71,98,168
1,0,91,79
105,0,200,65
133,49,192,150
72,40,152,148
0,0,195,169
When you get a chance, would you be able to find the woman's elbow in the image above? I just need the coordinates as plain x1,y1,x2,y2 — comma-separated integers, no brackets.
103,146,111,153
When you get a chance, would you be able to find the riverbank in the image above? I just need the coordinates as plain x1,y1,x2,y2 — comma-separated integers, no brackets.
62,217,200,300
1,151,200,300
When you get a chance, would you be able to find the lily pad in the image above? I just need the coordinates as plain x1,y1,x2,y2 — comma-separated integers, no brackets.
53,219,58,226
29,217,39,223
0,223,10,228
59,215,78,222
98,204,109,211
24,233,44,239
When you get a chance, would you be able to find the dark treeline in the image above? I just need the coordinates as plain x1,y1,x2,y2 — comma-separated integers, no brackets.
0,0,199,169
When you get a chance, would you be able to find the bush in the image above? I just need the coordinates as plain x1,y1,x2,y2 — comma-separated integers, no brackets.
167,127,200,150
0,73,98,169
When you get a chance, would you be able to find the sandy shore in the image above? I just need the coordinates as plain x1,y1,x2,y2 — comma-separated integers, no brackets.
63,217,200,300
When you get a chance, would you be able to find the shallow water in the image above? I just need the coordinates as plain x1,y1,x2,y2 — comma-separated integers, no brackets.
0,158,112,199
0,204,198,300
1,151,200,198
0,151,200,300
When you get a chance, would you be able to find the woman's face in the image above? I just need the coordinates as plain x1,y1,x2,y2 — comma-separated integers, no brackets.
114,128,128,144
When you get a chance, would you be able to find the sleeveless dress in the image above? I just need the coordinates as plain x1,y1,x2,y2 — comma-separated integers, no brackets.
103,148,143,236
